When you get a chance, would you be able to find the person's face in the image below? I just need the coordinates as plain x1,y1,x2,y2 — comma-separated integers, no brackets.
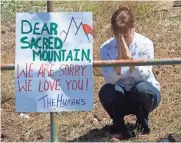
114,28,134,46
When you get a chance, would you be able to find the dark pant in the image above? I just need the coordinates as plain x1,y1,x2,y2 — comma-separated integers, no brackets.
99,81,161,128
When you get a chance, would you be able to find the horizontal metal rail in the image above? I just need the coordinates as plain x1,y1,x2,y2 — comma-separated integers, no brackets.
93,58,181,67
1,64,14,70
1,58,181,71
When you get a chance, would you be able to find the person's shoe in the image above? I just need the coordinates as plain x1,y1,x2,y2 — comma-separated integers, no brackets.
134,119,150,135
102,123,122,134
142,126,150,134
121,126,133,139
102,123,133,140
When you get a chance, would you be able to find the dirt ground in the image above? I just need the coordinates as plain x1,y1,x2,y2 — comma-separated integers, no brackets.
1,1,181,142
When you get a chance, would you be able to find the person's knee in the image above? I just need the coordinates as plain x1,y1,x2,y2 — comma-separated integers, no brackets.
133,81,160,112
133,81,148,98
99,83,115,104
150,91,161,112
132,81,155,106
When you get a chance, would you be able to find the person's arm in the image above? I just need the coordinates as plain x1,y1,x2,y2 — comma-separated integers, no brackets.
100,45,121,84
130,40,154,81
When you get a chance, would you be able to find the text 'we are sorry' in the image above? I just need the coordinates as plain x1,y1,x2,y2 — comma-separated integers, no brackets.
17,63,88,78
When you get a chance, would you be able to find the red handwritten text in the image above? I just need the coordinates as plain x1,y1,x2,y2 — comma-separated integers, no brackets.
17,63,34,79
38,79,60,92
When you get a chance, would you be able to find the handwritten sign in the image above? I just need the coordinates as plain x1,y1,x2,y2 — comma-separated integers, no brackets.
15,13,93,112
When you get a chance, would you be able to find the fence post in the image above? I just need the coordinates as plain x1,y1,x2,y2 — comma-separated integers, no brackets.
50,112,58,142
47,0,58,142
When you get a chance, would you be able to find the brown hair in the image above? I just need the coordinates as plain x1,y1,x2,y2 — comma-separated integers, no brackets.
111,6,135,34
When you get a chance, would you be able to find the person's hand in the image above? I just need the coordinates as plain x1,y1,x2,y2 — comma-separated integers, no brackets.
114,34,135,74
114,34,124,75
118,34,135,72
117,34,124,60
119,34,132,59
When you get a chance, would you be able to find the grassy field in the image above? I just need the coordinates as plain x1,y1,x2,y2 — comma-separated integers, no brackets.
1,1,181,142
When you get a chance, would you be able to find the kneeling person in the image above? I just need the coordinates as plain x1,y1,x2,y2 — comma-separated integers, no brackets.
99,6,161,139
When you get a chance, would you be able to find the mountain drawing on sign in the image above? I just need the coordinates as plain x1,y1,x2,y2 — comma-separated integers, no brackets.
60,17,93,43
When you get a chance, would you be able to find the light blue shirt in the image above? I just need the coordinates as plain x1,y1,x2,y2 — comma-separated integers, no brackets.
100,32,160,91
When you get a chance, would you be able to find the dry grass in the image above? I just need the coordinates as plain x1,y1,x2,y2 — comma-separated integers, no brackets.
1,1,181,142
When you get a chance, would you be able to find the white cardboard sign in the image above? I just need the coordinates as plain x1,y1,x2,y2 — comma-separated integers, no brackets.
15,12,93,112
